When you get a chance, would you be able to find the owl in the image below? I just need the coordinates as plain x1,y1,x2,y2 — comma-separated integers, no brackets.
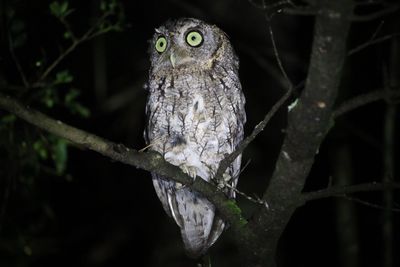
145,18,246,257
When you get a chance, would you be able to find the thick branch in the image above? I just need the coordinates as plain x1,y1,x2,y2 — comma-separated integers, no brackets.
0,92,252,242
249,0,354,264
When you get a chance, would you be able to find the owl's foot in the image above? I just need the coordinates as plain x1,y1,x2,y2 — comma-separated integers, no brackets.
176,165,198,189
180,165,198,179
216,173,231,188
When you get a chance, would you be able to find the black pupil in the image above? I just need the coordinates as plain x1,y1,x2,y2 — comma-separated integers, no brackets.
159,41,164,47
191,36,196,41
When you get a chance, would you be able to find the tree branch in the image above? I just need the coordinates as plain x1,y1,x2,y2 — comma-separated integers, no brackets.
348,33,400,56
301,182,400,203
351,3,400,22
249,1,354,264
215,86,292,181
34,9,121,86
333,87,400,117
0,92,252,242
282,6,317,16
215,20,294,182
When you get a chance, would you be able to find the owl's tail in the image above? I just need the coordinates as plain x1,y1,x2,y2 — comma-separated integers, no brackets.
170,187,225,257
180,211,225,258
152,176,226,258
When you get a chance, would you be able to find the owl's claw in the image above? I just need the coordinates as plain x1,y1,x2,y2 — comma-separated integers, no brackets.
181,165,198,179
176,165,198,189
217,173,231,188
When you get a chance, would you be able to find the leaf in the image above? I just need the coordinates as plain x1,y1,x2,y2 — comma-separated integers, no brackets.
41,88,59,108
50,1,70,18
100,0,107,11
64,89,80,105
55,70,73,84
64,89,90,118
60,1,69,14
33,140,48,159
1,114,16,124
63,31,72,39
52,138,68,175
50,2,62,17
44,97,54,108
73,103,90,118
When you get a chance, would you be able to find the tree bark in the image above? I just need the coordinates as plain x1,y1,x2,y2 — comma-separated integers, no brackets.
246,1,354,265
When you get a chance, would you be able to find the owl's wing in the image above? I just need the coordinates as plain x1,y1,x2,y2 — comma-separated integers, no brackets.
152,174,224,258
152,175,175,220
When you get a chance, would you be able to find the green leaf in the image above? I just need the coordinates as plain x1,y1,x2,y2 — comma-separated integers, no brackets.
100,1,107,11
64,89,90,118
50,1,70,18
109,1,117,12
50,2,62,17
1,114,16,124
73,103,90,118
52,138,68,175
33,140,48,159
60,1,69,14
64,89,80,105
63,31,72,39
44,97,54,108
41,88,59,108
55,70,73,84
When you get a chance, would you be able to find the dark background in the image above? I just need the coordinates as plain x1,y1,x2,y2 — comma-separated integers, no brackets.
0,0,399,266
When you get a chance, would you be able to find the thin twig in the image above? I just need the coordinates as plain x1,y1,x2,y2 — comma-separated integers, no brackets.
355,0,384,6
282,6,317,16
348,33,400,56
34,10,117,86
248,0,296,14
268,24,294,89
59,16,78,42
343,196,400,212
215,88,292,180
224,183,269,208
34,42,79,86
215,21,293,180
301,181,400,204
351,4,400,21
333,88,400,117
238,159,251,176
8,32,29,88
248,0,267,10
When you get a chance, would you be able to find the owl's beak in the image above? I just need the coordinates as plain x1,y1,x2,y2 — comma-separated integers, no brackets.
169,52,176,68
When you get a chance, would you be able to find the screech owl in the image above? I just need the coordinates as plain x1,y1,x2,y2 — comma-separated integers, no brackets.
144,18,246,257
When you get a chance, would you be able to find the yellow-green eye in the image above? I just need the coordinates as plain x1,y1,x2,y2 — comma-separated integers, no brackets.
155,36,167,53
186,31,203,47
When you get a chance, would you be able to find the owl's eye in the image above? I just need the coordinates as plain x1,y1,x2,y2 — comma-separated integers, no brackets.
155,36,167,53
186,31,203,47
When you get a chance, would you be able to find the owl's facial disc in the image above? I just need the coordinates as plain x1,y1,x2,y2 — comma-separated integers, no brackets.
151,19,230,73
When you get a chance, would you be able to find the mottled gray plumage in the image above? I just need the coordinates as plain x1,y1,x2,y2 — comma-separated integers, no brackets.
145,18,246,257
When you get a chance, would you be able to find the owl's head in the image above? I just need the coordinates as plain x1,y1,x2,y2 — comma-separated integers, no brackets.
149,18,237,74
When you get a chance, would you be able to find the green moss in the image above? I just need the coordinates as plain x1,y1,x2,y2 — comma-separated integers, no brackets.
226,200,248,227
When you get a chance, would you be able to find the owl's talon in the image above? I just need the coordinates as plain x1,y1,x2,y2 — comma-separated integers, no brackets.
177,165,198,189
180,165,198,179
